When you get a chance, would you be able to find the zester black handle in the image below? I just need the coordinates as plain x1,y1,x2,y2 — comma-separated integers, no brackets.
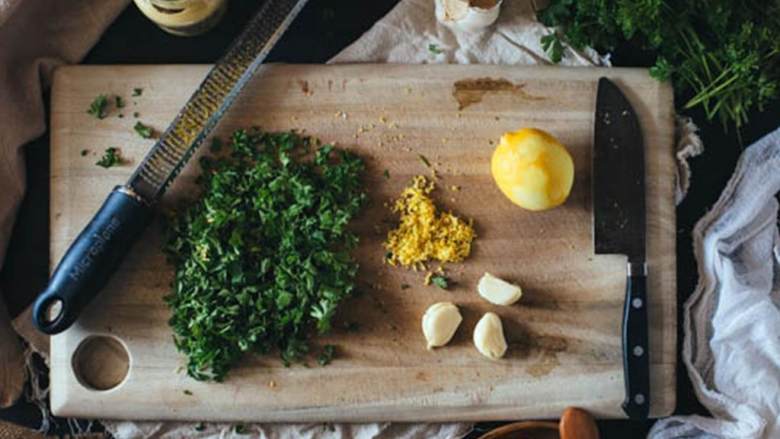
621,268,650,419
32,186,153,334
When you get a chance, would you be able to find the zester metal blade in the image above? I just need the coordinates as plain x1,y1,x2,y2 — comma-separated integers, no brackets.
593,77,646,263
128,0,309,202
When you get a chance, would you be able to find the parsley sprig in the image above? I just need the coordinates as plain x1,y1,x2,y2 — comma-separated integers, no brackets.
163,129,366,381
539,0,780,129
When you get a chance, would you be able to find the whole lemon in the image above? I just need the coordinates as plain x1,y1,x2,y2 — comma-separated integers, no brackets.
490,128,574,211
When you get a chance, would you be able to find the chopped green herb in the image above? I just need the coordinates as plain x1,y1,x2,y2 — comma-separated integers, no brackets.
234,425,247,434
118,114,124,118
115,96,125,108
318,345,336,366
210,137,223,153
164,129,367,381
431,275,449,289
80,149,89,157
132,87,143,97
540,33,564,64
400,284,411,290
195,423,206,432
87,94,108,119
418,154,431,167
183,389,192,396
428,43,444,55
133,112,140,118
134,121,153,139
383,169,390,179
96,147,122,168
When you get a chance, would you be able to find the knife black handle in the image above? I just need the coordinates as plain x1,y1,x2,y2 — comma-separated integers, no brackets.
621,265,650,419
32,186,154,334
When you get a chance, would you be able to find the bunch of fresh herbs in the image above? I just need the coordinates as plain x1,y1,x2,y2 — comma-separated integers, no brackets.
163,129,366,381
539,0,780,129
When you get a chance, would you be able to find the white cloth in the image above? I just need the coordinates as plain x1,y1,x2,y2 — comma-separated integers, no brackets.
650,130,780,438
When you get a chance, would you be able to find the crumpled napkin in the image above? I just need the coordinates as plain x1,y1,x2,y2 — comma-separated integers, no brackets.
650,128,780,438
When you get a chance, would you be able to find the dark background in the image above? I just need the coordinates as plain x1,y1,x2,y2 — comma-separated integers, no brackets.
2,0,779,437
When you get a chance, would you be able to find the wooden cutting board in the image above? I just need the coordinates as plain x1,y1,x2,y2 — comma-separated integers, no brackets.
49,64,676,422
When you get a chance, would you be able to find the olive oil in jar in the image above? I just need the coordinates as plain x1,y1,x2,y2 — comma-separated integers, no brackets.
133,0,227,36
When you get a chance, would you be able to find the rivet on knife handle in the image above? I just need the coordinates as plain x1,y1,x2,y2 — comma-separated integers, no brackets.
32,0,309,335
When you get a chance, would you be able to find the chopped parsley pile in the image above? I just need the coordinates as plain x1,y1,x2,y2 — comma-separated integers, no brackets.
163,129,366,381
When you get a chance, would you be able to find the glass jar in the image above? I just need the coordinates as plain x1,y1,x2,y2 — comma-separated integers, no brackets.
133,0,227,37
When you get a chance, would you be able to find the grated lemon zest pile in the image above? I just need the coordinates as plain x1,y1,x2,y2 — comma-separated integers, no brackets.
384,176,475,269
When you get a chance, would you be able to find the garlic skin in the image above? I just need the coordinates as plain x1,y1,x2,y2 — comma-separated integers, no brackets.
422,302,463,349
473,312,508,359
435,0,502,33
477,273,523,305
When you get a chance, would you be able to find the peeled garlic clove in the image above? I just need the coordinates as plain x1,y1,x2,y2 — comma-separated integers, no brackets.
477,273,523,306
435,0,502,33
422,302,463,349
473,312,507,359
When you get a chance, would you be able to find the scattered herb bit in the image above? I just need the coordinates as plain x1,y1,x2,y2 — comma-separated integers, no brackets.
383,169,390,179
80,149,89,157
540,33,564,64
96,147,122,168
183,389,193,396
164,129,367,381
115,96,125,108
87,94,108,119
431,275,449,290
118,114,124,118
538,0,780,128
400,284,411,290
195,423,206,432
418,154,431,168
428,43,444,55
210,137,223,152
234,425,247,434
318,345,336,366
132,87,143,97
134,121,153,139
133,112,140,118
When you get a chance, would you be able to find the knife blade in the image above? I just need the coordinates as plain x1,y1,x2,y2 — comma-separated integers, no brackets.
593,77,650,419
32,0,309,335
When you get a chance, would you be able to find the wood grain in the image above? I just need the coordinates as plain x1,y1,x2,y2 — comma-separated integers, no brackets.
48,64,676,422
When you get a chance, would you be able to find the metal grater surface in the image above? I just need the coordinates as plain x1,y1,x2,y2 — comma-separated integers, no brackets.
128,0,309,202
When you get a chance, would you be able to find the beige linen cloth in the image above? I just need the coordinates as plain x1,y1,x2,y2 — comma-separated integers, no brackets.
0,0,701,438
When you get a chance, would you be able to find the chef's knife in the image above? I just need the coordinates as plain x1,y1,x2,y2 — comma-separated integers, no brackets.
32,0,309,334
593,77,650,419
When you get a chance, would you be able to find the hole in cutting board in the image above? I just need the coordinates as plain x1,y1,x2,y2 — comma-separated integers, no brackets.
71,335,130,391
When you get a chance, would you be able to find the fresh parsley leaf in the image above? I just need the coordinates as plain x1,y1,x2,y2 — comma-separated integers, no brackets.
418,154,431,167
96,147,122,168
431,275,449,289
132,87,143,97
383,169,390,179
428,43,444,55
134,121,153,139
164,129,366,381
541,33,564,63
318,345,336,366
115,96,125,108
87,95,108,119
183,389,193,396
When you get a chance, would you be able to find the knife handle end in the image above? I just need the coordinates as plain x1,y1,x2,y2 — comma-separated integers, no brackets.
621,269,650,420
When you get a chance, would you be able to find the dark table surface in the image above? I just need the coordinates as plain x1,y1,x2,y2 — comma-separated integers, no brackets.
2,0,779,437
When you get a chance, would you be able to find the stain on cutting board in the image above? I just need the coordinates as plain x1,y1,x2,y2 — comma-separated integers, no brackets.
453,77,545,110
